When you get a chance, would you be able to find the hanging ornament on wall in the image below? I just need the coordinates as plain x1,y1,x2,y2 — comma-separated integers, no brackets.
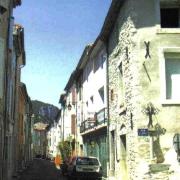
144,41,151,59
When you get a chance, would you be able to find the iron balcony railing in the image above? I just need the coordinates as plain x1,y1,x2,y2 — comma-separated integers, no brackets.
80,108,107,133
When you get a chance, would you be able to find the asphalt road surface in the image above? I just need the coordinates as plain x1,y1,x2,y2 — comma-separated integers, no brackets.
18,159,67,180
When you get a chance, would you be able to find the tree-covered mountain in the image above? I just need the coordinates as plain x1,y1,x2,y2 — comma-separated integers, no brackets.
32,100,59,124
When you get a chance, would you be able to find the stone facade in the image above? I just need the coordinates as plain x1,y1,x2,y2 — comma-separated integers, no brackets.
108,0,180,179
0,1,32,179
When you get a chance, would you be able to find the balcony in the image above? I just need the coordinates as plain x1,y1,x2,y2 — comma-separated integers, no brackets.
80,108,107,134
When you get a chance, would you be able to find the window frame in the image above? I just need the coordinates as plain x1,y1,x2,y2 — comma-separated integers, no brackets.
157,0,180,33
159,47,180,104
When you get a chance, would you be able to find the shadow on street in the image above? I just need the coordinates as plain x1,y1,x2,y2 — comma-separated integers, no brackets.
18,159,67,180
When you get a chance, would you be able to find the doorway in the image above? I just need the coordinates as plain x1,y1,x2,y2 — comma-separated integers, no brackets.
120,134,128,180
110,130,115,175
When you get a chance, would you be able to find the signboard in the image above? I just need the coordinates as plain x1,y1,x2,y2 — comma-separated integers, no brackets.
138,129,149,136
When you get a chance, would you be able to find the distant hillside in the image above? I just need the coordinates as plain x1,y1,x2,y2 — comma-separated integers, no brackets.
32,100,59,124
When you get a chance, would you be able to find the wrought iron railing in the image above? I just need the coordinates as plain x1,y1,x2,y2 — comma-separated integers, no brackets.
80,108,107,133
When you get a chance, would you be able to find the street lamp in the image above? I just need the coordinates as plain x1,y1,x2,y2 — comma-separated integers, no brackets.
67,103,72,111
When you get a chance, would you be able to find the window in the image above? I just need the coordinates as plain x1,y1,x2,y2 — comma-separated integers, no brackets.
94,56,101,72
71,114,76,135
98,86,104,103
77,80,82,101
71,86,76,105
165,53,180,100
0,0,8,12
118,62,124,104
160,1,180,28
161,8,180,28
94,53,106,72
90,96,94,104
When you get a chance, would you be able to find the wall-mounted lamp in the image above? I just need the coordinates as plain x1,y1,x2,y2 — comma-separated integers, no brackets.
67,103,72,111
144,41,151,59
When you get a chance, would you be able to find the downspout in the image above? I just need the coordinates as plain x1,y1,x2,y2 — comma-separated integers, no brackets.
75,83,78,155
105,39,110,177
62,106,65,142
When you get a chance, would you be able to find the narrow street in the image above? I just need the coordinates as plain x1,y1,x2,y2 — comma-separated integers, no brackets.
18,159,67,180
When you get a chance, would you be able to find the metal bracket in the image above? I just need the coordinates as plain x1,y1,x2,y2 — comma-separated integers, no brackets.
144,41,151,59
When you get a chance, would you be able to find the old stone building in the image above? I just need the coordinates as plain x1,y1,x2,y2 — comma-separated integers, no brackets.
105,0,180,179
0,1,33,180
0,1,24,180
17,83,31,172
12,24,29,179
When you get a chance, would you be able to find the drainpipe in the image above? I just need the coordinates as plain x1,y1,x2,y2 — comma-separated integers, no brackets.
105,39,110,178
62,106,65,142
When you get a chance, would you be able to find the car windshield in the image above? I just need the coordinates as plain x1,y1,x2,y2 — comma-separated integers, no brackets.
76,157,99,165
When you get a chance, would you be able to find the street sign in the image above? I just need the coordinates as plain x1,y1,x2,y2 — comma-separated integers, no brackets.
138,128,149,136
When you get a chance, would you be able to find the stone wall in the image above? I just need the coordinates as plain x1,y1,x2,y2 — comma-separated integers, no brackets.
108,0,143,179
108,0,180,179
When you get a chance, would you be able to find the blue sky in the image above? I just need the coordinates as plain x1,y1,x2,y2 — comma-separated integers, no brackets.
13,0,111,107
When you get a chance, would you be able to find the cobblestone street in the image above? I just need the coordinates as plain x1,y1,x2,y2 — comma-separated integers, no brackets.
18,159,67,180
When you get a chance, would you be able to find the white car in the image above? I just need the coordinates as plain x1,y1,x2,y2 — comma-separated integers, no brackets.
67,156,103,180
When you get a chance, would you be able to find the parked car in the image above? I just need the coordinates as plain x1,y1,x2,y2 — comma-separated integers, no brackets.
67,156,103,180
